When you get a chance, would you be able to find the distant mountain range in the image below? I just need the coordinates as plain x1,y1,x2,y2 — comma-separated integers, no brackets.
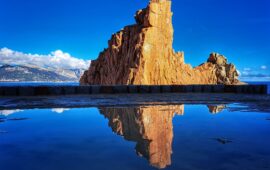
0,64,85,82
0,47,90,82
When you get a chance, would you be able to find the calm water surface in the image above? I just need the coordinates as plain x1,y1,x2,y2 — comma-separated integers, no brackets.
0,104,270,170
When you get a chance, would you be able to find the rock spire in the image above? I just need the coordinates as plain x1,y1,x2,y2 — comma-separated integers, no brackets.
80,0,240,85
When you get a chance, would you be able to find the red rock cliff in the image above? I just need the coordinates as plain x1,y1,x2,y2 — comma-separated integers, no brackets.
80,0,240,85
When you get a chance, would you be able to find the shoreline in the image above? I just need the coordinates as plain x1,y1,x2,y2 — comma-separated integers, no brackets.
1,93,270,111
0,85,267,96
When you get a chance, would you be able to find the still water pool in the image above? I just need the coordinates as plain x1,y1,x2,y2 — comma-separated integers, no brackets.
0,104,270,170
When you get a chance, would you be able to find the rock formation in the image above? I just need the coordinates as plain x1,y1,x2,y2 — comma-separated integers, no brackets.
80,0,240,85
99,105,184,169
207,105,226,114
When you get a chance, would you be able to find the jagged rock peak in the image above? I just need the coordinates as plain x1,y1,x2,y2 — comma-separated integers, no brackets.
80,0,241,85
208,53,228,66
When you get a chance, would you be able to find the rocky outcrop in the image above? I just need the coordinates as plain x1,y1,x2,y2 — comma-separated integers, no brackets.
207,105,226,114
206,53,239,85
80,0,241,85
99,105,184,169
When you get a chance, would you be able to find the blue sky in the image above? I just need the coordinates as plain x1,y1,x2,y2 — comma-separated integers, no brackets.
0,0,270,80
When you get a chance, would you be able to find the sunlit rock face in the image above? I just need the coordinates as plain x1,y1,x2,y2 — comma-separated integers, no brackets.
99,105,184,169
80,0,241,85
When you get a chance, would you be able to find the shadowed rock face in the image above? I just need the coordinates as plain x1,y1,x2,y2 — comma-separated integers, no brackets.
99,105,185,169
80,0,241,85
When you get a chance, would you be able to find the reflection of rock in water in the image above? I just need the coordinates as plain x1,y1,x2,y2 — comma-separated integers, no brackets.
99,105,184,169
207,105,226,114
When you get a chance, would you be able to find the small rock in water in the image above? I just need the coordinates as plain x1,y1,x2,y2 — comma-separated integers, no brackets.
8,118,29,121
266,118,270,121
0,119,5,123
213,138,232,144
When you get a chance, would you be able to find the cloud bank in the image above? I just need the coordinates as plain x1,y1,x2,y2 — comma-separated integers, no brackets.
0,47,90,70
239,66,270,82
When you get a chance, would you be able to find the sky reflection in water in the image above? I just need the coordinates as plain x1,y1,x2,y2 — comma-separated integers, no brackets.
0,104,270,170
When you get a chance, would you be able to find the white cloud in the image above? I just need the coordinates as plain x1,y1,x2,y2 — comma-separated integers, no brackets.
242,71,249,76
0,109,23,116
243,68,251,71
0,47,90,70
261,65,267,70
1,48,13,56
51,108,70,114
